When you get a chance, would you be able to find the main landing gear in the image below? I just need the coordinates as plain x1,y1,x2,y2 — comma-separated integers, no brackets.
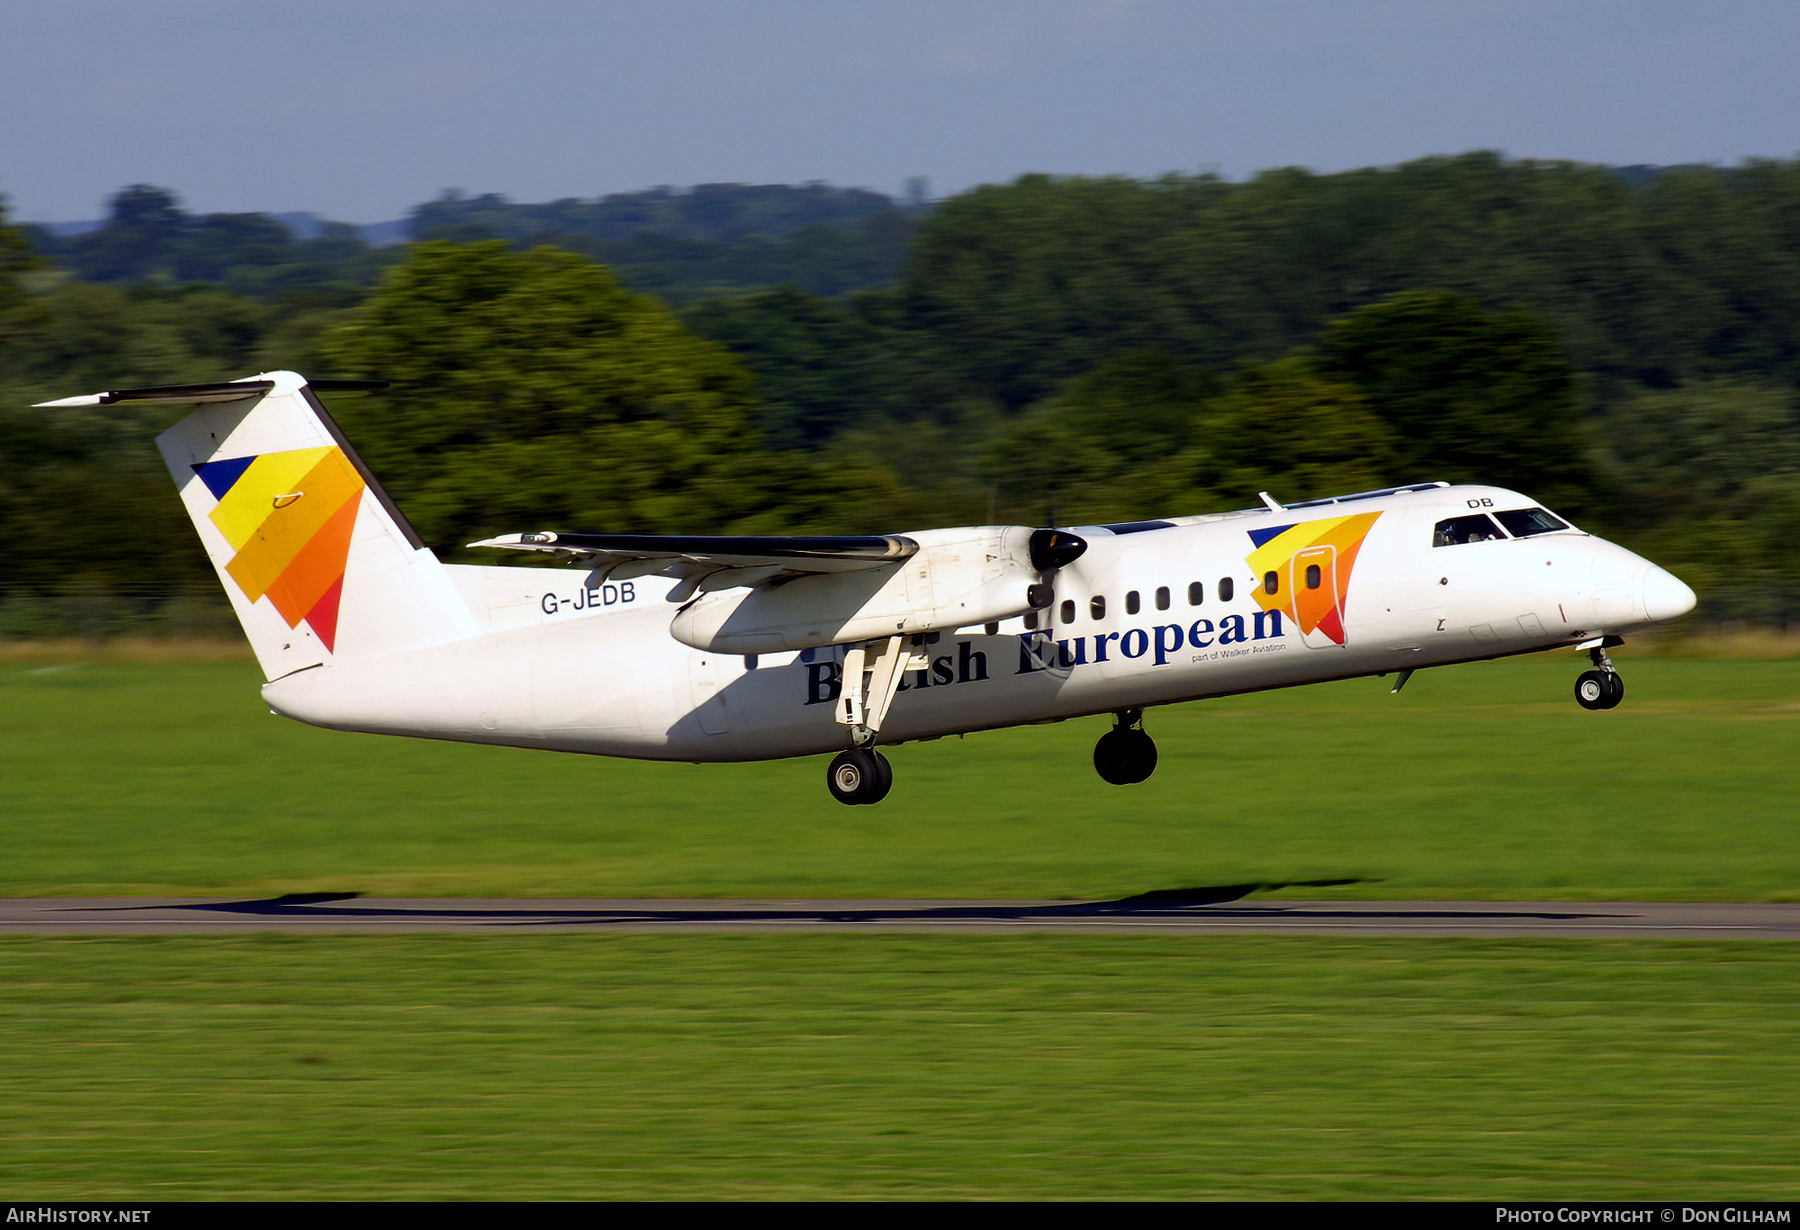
826,747,893,805
822,633,925,805
1094,708,1158,785
1574,639,1626,711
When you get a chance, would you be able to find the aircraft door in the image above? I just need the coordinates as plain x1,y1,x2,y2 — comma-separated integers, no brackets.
1289,544,1347,649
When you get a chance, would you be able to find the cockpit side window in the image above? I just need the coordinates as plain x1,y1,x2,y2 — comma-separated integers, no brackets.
1494,507,1570,538
1433,514,1507,547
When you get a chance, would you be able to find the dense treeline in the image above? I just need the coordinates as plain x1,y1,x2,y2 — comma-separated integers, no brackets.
696,154,1800,439
3,154,1799,638
410,181,912,245
409,183,924,302
889,158,1800,405
27,186,400,302
27,181,920,306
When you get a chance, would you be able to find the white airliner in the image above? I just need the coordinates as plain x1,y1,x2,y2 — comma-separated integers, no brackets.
41,372,1697,804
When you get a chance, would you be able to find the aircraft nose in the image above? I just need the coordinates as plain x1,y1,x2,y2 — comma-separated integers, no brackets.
1642,565,1697,624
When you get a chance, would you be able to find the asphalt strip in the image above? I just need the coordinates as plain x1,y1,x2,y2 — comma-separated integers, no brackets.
1,897,1796,938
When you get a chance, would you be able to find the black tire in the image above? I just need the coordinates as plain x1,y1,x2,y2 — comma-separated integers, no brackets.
1120,729,1157,783
1094,730,1132,784
868,750,893,800
1574,670,1610,710
1094,728,1158,785
1600,672,1625,710
826,748,892,805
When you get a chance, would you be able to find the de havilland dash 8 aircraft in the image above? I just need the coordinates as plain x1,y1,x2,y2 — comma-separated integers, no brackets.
41,371,1698,805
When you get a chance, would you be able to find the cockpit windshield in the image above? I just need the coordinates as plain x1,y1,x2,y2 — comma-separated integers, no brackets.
1433,507,1573,547
1493,507,1570,538
1433,514,1506,547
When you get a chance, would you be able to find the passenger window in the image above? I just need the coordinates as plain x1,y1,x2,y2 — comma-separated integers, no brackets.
1494,507,1570,538
1090,595,1106,620
1024,610,1038,631
1263,571,1279,595
1218,577,1234,603
1188,582,1204,606
1433,514,1507,547
1125,591,1140,615
1060,599,1075,624
1305,564,1321,590
1155,586,1170,611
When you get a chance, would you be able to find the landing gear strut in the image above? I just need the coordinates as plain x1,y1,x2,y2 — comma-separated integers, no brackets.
823,634,926,804
1094,708,1157,785
826,748,893,805
1574,639,1625,711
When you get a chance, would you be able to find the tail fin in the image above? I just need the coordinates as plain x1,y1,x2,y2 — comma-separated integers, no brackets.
39,371,476,679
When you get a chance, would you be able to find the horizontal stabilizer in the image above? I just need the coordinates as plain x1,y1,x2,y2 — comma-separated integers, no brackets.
35,378,387,409
36,380,276,408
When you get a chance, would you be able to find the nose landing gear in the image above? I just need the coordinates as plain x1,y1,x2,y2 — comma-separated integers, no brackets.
1574,639,1625,710
1094,708,1158,785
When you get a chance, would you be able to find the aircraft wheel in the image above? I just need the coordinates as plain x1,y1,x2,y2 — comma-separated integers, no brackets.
826,748,892,805
1574,670,1613,711
1094,729,1157,785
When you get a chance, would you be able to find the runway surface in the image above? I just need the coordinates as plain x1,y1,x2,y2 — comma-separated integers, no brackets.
2,894,1797,938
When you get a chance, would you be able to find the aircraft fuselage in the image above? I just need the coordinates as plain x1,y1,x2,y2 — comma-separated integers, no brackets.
262,483,1692,763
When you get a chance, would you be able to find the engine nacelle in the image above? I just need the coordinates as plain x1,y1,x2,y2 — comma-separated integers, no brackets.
669,526,1043,653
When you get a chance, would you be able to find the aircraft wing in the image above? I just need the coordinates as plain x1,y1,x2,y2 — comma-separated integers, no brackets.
467,531,919,597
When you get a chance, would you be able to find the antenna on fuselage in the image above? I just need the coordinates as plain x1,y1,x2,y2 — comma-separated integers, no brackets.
1258,491,1284,512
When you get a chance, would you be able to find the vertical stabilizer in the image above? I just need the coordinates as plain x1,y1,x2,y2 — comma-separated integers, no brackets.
116,372,475,678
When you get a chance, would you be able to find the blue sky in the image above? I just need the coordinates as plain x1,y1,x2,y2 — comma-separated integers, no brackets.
8,0,1798,223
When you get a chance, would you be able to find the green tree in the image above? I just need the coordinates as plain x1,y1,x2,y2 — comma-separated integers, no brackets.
1595,381,1800,621
318,242,788,548
1046,351,1215,467
976,351,1216,525
1316,290,1589,503
0,195,38,320
0,234,276,620
1176,356,1398,507
681,286,885,447
173,213,296,283
979,416,1124,527
974,351,1388,525
66,185,189,283
896,173,1226,412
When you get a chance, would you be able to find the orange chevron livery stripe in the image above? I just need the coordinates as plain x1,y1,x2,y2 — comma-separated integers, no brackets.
196,447,365,652
1244,512,1383,647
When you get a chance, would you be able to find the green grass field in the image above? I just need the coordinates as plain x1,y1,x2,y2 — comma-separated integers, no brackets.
2,652,1796,1199
1,652,1794,899
2,934,1797,1200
